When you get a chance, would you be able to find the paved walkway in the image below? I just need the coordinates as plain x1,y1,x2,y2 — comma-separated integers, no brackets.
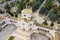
0,24,16,40
34,0,46,24
12,28,33,40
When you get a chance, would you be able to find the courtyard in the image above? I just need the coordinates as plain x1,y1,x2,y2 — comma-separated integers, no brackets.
0,24,17,40
30,33,49,40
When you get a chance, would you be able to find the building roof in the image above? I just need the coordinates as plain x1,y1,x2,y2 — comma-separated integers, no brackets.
22,8,32,14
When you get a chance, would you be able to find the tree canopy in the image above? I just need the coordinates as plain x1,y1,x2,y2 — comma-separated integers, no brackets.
4,4,11,11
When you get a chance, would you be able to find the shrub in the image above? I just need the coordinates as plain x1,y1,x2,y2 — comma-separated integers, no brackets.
4,4,11,11
58,21,60,24
50,22,54,27
8,36,14,40
18,2,26,10
43,20,48,25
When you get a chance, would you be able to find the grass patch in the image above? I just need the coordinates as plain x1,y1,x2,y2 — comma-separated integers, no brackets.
8,36,14,40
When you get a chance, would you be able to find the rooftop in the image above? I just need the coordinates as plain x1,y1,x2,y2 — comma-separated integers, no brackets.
22,8,32,14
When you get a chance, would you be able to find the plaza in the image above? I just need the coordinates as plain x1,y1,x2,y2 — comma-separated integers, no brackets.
0,24,16,40
0,0,60,40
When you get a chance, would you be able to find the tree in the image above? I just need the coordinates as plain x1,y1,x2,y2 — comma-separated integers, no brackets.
43,20,48,25
26,0,30,3
58,0,60,3
9,2,15,7
8,36,14,40
5,0,11,1
21,0,25,2
4,4,11,11
53,7,58,14
39,5,47,14
27,2,35,7
49,13,58,21
50,22,54,26
49,11,58,21
32,0,44,12
48,9,58,21
1,0,6,3
58,21,60,24
18,2,26,10
46,2,53,10
39,0,55,15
